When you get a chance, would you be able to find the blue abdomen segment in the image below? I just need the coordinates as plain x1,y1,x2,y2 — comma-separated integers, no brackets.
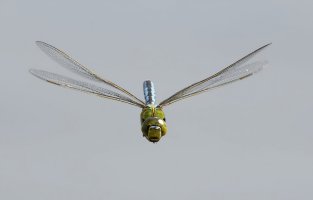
143,80,156,105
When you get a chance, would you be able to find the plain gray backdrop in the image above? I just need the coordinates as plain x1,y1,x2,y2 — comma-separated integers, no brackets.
1,0,312,199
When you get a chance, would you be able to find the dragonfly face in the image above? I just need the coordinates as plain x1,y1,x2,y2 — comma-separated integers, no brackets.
140,105,167,143
29,41,270,143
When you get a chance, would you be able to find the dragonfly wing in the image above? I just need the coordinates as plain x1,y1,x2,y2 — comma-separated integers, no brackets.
36,41,99,81
159,61,267,106
29,69,144,108
36,41,145,105
183,61,266,92
159,43,271,107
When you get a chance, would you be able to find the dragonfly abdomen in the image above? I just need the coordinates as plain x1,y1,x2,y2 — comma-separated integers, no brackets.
143,80,156,105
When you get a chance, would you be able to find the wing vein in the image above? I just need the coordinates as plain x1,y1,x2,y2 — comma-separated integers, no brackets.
159,43,271,107
30,69,144,108
36,41,145,106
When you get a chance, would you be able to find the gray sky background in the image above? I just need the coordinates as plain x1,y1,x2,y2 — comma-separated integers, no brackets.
1,0,312,199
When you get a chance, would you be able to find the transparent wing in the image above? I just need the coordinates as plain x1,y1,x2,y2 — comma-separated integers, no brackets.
159,43,271,107
29,69,144,108
36,41,145,106
159,61,267,106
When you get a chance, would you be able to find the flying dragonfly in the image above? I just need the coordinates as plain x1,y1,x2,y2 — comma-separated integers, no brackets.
30,41,271,143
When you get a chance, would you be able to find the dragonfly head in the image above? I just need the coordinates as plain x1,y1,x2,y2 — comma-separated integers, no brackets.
140,105,167,143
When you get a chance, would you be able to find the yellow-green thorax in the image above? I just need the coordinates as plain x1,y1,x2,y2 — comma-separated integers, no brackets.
140,104,167,143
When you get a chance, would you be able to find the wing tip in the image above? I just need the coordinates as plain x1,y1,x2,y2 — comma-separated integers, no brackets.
29,68,37,75
35,41,52,50
263,42,272,48
29,68,44,79
29,69,45,82
35,40,44,46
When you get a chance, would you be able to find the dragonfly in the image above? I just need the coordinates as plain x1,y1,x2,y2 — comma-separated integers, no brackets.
30,41,271,143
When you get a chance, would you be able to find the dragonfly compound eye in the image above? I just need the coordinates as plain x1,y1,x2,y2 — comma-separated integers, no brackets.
141,117,167,142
